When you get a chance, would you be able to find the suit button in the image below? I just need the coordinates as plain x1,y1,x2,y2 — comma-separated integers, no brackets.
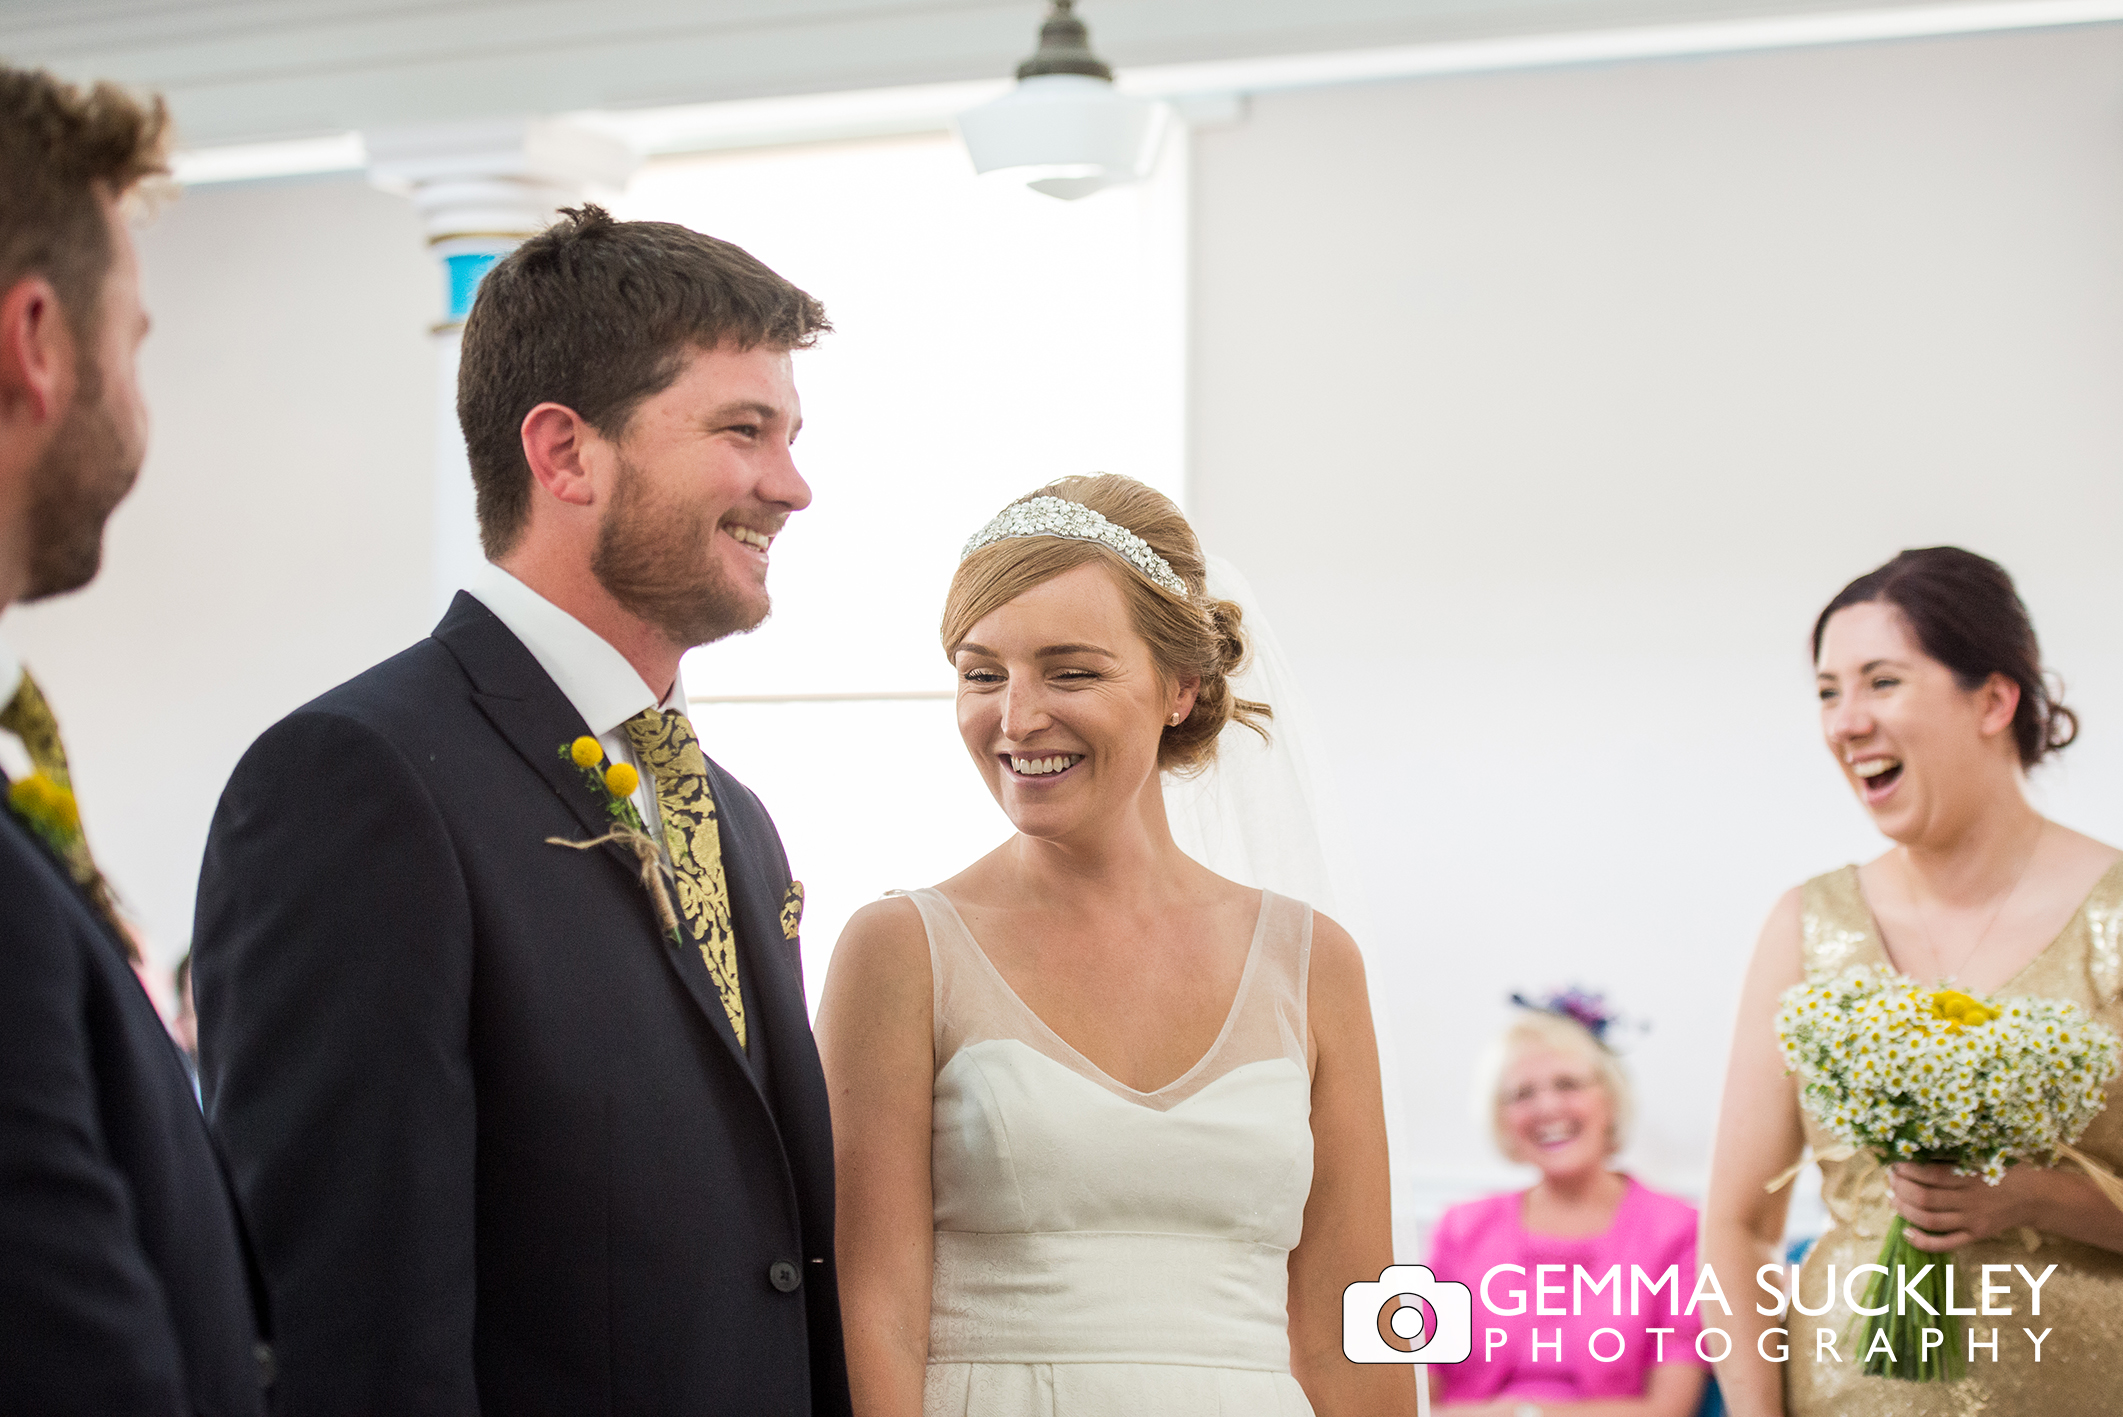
769,1260,801,1293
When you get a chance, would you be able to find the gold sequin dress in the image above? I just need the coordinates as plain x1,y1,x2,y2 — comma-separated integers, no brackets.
1785,861,2123,1415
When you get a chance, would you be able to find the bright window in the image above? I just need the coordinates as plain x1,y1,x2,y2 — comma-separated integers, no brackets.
617,130,1188,1009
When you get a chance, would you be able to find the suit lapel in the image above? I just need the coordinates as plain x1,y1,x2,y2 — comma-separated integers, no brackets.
712,765,801,1004
729,859,801,1032
0,765,138,963
709,764,811,1141
466,687,635,871
433,593,635,859
431,593,768,1091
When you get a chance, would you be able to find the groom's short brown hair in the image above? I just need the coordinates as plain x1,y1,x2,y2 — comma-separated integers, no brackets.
457,204,829,558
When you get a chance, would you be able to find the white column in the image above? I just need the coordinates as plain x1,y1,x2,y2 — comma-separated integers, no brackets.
367,120,639,616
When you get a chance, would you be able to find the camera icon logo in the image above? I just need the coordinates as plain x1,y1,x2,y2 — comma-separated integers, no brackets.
1341,1264,1473,1364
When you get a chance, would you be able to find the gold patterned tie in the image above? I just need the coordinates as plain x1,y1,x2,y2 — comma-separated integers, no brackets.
1,670,126,944
624,708,745,1048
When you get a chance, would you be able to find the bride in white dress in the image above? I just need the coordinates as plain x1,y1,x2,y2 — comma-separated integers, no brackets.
817,476,1413,1416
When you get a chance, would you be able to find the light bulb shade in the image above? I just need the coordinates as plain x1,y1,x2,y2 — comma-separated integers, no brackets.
956,73,1168,200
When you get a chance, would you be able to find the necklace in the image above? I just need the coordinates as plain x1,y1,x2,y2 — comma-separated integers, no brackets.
1901,821,2046,987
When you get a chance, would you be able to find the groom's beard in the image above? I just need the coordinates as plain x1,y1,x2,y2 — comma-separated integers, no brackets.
23,359,140,603
591,450,767,649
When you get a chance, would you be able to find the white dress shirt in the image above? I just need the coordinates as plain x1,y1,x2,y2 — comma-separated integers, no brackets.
464,563,690,845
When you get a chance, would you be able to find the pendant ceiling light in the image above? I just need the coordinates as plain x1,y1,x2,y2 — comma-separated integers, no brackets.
956,1,1168,200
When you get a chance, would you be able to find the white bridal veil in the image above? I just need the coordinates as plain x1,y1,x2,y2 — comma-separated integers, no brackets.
1164,555,1419,1260
1164,556,1341,912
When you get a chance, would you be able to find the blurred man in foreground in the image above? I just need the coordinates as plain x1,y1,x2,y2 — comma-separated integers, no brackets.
0,66,268,1413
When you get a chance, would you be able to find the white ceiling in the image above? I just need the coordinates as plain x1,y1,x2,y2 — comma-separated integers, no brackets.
0,0,2020,147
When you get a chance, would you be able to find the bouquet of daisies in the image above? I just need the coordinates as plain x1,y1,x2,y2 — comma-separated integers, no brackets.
1776,967,2122,1382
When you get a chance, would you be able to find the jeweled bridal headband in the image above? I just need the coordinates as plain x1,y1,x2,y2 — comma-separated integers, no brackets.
959,495,1189,597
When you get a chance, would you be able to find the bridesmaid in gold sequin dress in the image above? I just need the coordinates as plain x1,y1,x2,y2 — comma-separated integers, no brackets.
1704,548,2123,1417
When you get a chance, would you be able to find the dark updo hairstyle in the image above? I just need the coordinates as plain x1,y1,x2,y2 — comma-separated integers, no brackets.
941,474,1270,775
1811,547,2077,769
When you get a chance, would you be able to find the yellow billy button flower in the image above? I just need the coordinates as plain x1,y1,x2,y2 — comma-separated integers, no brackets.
9,772,80,832
1927,989,2002,1031
570,736,605,769
603,762,640,798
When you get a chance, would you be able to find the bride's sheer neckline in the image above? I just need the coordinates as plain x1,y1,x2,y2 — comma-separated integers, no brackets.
925,888,1273,1100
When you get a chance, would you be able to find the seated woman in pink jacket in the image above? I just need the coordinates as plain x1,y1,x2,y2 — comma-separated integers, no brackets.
1426,998,1712,1416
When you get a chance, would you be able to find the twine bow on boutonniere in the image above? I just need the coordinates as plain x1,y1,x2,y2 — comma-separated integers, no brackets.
547,735,681,941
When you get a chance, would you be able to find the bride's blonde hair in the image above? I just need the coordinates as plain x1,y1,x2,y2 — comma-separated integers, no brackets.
941,474,1271,776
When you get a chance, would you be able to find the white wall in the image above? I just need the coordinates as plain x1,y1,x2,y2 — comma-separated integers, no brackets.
1,177,437,966
1189,23,2123,1217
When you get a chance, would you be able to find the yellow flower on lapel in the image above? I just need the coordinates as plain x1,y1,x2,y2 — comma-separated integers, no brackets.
9,771,82,851
780,881,804,941
548,737,682,942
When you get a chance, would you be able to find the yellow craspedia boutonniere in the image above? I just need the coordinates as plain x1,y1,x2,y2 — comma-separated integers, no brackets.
8,771,83,855
556,737,647,829
549,737,681,942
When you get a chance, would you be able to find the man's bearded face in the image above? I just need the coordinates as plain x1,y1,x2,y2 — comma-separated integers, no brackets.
591,446,768,650
23,354,141,602
22,198,149,604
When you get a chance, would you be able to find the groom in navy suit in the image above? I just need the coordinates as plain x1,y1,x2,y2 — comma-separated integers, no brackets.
195,207,848,1415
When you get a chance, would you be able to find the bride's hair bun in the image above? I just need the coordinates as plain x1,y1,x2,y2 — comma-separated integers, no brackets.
943,473,1271,775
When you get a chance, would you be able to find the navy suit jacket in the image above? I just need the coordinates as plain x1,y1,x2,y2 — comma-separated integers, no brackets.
0,782,266,1414
194,594,848,1417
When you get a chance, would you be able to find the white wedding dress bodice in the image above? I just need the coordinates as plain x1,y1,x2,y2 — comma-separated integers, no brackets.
897,886,1319,1417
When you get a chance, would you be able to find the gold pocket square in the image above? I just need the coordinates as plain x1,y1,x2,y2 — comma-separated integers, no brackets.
780,881,804,941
